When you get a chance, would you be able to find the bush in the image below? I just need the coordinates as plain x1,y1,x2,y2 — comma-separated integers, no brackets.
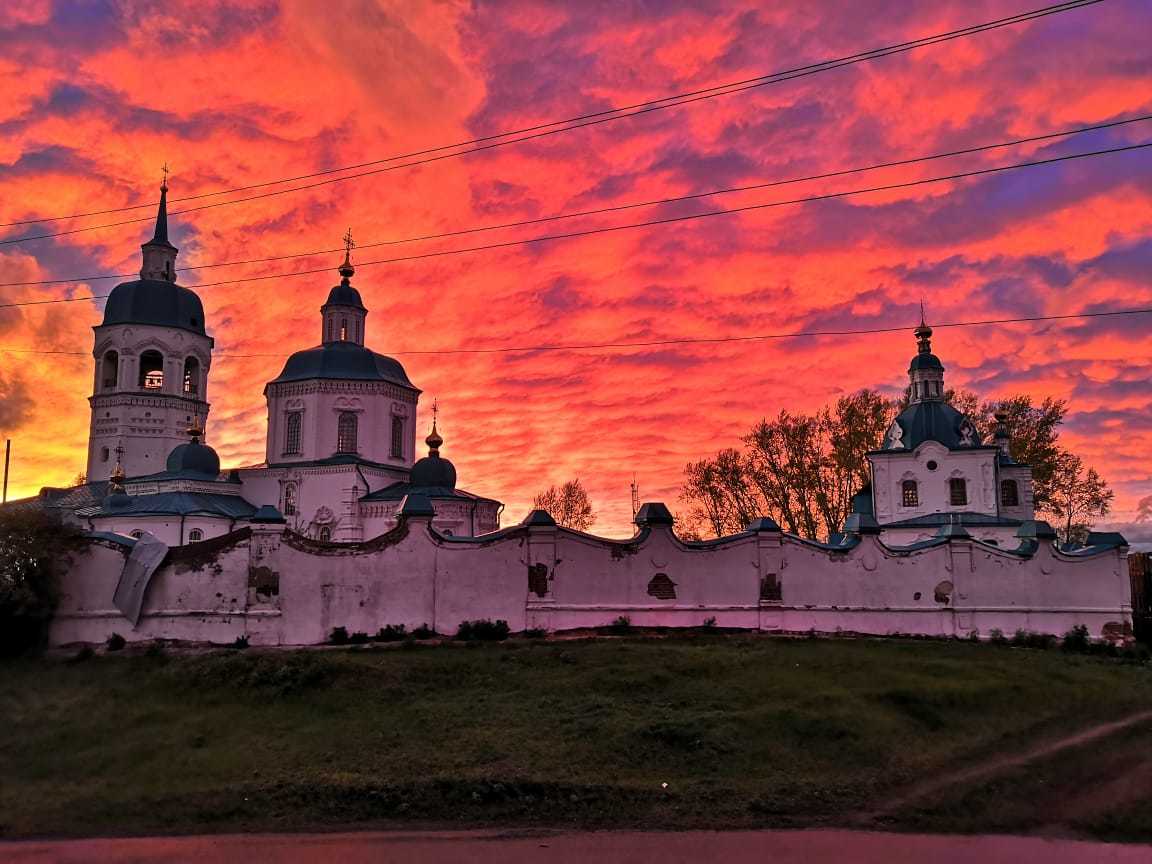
456,619,511,641
0,509,86,656
989,628,1006,645
412,624,436,640
1013,630,1056,650
373,624,408,642
607,616,633,635
1062,624,1092,653
348,631,370,645
522,627,547,639
145,640,167,659
966,629,980,642
328,626,349,646
702,616,717,629
106,632,126,651
231,635,249,650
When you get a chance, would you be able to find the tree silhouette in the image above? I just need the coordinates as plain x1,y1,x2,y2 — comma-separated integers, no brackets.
533,479,595,531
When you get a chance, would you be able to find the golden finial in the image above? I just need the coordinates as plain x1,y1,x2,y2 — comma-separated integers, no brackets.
425,399,443,453
161,162,170,192
339,228,355,281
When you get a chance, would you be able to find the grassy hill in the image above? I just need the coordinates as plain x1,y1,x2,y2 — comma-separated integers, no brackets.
2,634,1152,840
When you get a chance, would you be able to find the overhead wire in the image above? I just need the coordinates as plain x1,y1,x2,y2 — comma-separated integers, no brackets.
0,0,1104,244
1,138,1148,311
2,112,1147,289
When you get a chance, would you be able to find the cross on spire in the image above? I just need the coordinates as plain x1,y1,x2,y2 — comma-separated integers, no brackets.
342,228,355,263
161,162,169,191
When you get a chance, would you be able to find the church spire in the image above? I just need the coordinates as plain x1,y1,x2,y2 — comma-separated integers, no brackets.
908,304,945,403
425,399,443,456
140,165,178,281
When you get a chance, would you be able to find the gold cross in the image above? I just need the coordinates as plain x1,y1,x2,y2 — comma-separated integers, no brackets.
161,162,169,190
343,228,355,258
432,398,439,423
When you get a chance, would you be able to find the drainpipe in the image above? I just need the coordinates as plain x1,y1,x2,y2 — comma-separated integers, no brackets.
180,514,186,545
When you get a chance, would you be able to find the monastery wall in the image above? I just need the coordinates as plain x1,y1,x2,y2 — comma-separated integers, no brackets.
48,507,1132,647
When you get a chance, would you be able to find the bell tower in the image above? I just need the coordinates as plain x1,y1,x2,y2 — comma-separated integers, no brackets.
86,173,215,482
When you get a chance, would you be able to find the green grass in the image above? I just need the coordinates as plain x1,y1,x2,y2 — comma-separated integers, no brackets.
2,635,1151,839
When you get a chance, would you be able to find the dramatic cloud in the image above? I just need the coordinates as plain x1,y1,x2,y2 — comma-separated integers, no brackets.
0,0,1149,532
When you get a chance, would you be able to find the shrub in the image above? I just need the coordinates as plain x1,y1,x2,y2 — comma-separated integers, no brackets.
231,635,249,650
966,629,980,642
0,509,87,656
522,627,547,639
106,632,126,651
607,615,633,635
1062,624,1092,653
702,616,718,629
412,623,436,640
989,628,1006,645
456,619,511,641
1013,630,1056,650
145,640,167,659
328,626,349,646
348,631,370,645
373,624,408,642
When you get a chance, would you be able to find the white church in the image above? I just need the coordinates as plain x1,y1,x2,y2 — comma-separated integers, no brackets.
14,183,1131,646
55,182,501,544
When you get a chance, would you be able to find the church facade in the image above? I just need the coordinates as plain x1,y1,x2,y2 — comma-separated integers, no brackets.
10,183,1131,645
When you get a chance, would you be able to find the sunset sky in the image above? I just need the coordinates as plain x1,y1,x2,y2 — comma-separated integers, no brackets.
0,0,1149,537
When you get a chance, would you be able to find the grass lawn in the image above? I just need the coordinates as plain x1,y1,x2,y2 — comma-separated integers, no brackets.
2,634,1152,840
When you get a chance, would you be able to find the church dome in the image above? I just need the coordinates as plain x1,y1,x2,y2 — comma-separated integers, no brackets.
165,435,221,478
410,452,457,489
101,279,207,335
908,351,943,371
892,400,980,450
325,282,365,309
271,341,412,386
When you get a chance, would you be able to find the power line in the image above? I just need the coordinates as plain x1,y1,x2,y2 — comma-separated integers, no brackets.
1,139,1148,311
4,112,1147,289
0,0,1104,243
3,307,1149,358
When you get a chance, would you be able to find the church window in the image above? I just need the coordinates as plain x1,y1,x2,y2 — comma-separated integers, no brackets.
950,477,968,506
283,483,298,516
101,351,119,391
354,318,361,343
391,416,404,458
139,350,164,390
101,447,109,463
337,412,358,453
284,412,302,455
318,526,331,542
901,480,919,507
182,357,200,395
188,529,203,542
1001,479,1020,507
340,318,348,341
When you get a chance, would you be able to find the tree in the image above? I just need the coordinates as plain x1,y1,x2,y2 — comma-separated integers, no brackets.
533,479,596,531
1137,494,1152,523
681,390,895,541
1046,452,1114,544
0,507,86,655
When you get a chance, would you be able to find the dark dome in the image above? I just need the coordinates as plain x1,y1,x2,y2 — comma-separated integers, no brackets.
893,400,981,450
270,341,412,386
410,452,457,489
165,439,221,478
908,352,944,371
102,279,207,335
325,282,365,309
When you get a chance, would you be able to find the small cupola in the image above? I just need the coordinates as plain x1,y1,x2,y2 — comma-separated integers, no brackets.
908,305,945,404
140,166,178,282
410,413,457,489
164,425,221,478
321,229,368,346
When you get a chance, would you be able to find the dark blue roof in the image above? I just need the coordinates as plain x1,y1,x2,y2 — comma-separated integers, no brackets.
165,439,220,478
101,279,207,335
270,341,414,386
325,282,365,309
883,511,1022,528
361,481,498,504
887,400,983,450
90,492,256,519
909,352,943,371
410,453,456,488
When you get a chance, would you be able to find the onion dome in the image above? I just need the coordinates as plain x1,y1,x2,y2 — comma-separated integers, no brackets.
324,234,366,310
165,426,221,478
908,315,943,372
410,419,457,489
270,341,412,385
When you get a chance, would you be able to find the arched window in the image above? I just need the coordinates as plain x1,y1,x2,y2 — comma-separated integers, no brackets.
284,412,302,455
391,416,404,459
101,351,119,391
336,412,358,453
188,529,203,542
901,480,919,507
283,483,298,516
182,357,200,395
1001,479,1020,507
317,526,331,542
949,477,968,506
340,317,348,341
139,350,164,390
